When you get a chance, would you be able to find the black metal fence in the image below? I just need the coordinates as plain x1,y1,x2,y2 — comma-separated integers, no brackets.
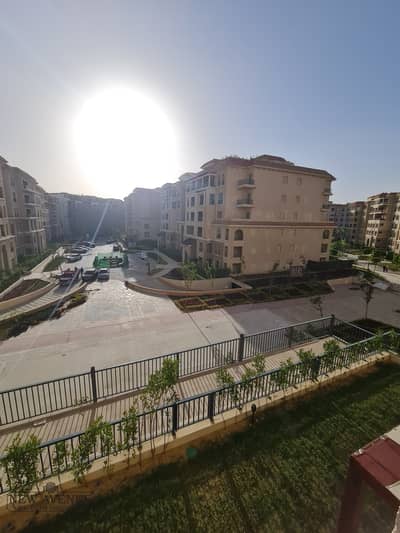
0,316,373,427
0,329,393,495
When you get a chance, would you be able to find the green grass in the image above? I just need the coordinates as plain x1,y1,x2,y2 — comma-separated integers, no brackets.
43,255,65,272
25,364,400,533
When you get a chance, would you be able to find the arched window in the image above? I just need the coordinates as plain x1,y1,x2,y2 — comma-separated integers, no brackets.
322,229,330,239
234,229,243,240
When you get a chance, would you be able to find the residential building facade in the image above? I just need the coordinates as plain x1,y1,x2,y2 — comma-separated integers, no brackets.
181,155,335,275
364,192,400,250
0,157,17,270
124,188,161,245
159,173,195,251
329,201,367,246
389,197,400,255
2,164,47,257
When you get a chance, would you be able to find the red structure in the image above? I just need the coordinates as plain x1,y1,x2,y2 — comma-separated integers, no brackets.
337,427,400,532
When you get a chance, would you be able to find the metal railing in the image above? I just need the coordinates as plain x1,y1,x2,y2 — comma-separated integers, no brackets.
0,330,394,495
0,316,372,427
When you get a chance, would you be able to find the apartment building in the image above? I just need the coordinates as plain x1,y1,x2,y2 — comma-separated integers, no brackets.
329,201,367,246
0,157,17,270
124,188,161,245
182,155,335,275
2,164,47,257
364,192,400,250
160,173,195,251
388,196,400,255
67,195,124,240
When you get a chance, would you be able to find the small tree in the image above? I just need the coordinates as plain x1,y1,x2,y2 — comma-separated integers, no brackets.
182,262,197,289
271,358,294,393
297,348,315,379
71,417,104,483
360,280,374,319
203,263,216,288
215,366,239,407
322,338,341,373
1,435,41,500
52,440,69,483
310,296,324,318
120,404,138,464
141,358,179,451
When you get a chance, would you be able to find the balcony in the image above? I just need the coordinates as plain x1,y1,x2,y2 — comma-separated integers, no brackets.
237,197,254,207
320,204,330,211
237,177,256,188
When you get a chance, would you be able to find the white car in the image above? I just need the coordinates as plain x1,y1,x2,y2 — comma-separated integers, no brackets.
97,268,110,281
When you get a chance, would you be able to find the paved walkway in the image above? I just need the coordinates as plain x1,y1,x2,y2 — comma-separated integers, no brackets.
0,337,334,452
0,282,85,322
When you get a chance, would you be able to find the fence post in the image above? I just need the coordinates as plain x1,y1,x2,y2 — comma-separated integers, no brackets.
238,334,245,362
175,353,180,378
288,326,294,348
172,402,178,436
90,366,97,403
208,391,215,421
330,314,335,335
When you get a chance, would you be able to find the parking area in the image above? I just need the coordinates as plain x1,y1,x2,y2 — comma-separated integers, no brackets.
0,246,399,390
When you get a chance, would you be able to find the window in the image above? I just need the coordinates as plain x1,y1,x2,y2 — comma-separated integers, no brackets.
203,176,209,187
144,232,150,238
190,196,195,207
297,177,303,185
245,211,251,219
209,193,215,205
217,210,222,219
199,194,204,205
199,242,203,252
190,212,195,221
322,229,330,239
282,176,288,184
197,227,203,237
234,229,243,240
296,195,300,204
233,246,242,258
224,246,228,257
12,192,16,202
225,228,229,240
186,225,194,235
232,263,242,274
281,194,287,203
197,212,203,222
321,243,328,253
218,192,224,205
216,228,221,239
210,175,215,186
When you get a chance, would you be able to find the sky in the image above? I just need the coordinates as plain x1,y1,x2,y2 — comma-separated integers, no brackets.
0,0,399,201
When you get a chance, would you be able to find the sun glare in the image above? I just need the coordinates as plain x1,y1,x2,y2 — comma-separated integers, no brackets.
73,88,179,198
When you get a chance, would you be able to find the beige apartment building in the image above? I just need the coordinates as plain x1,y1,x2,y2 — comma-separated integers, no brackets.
388,196,400,255
160,173,195,251
329,201,367,246
182,155,335,275
124,187,161,245
0,157,17,271
2,165,47,257
364,192,400,251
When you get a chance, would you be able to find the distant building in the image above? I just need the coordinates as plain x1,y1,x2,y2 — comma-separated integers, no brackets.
364,192,400,250
2,163,47,257
181,155,335,274
389,197,400,255
159,173,195,251
0,156,17,270
124,188,161,245
329,201,367,246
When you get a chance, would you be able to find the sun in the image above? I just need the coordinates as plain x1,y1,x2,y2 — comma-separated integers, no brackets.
73,87,180,198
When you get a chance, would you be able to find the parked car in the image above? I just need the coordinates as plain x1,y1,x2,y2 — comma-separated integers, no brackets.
64,254,81,262
97,268,110,281
137,252,147,260
113,244,120,252
82,268,98,282
71,247,88,254
58,269,78,286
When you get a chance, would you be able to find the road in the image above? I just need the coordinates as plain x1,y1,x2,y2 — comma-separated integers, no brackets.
0,246,399,390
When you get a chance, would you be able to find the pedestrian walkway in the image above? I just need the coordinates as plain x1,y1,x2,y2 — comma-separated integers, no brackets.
0,282,85,323
0,337,336,452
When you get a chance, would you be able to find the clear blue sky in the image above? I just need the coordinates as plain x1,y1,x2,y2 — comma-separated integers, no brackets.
0,0,399,201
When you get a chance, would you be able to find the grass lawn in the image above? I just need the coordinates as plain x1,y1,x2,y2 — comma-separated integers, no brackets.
43,255,64,272
26,363,400,533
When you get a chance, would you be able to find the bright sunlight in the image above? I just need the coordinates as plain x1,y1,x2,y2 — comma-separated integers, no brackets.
73,87,180,198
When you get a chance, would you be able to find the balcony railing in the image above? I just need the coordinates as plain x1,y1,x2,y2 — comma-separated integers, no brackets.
237,198,254,206
237,177,256,188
